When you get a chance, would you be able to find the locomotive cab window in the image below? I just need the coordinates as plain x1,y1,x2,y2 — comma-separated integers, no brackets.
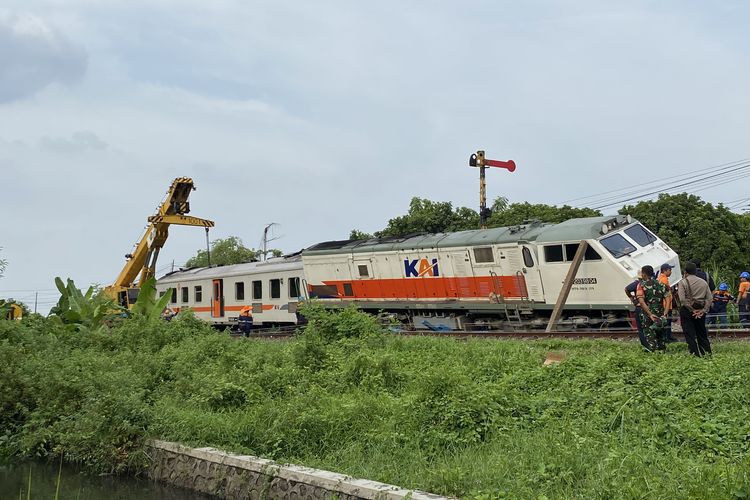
358,265,369,277
522,247,534,267
252,280,262,300
289,277,300,298
473,247,494,263
235,282,245,300
544,245,564,263
194,286,202,303
181,287,189,303
600,233,637,258
270,279,281,299
564,243,603,261
624,224,657,247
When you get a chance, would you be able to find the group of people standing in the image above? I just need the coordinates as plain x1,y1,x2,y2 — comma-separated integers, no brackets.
625,261,750,357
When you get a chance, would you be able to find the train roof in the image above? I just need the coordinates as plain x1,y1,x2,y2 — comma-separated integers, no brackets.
157,255,303,284
303,215,633,255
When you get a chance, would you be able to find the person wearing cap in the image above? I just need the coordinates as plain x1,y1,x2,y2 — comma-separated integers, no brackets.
710,283,735,328
677,262,713,356
636,265,670,352
658,263,677,342
161,306,176,322
238,305,253,337
737,272,750,325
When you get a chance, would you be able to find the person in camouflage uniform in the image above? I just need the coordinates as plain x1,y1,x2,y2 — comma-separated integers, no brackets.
636,265,670,352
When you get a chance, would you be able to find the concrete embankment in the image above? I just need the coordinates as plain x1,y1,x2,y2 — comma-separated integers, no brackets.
147,440,450,500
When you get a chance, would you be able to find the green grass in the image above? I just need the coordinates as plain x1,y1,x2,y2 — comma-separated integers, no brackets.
2,307,750,498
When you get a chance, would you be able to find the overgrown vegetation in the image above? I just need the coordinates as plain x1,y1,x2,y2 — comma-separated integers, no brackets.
2,305,750,497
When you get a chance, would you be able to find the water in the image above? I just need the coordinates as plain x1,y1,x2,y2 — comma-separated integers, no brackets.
0,462,214,500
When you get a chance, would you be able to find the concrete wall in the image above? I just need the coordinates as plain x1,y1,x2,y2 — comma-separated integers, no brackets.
146,440,450,500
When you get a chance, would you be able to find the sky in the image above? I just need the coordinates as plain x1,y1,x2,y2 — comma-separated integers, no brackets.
1,0,749,312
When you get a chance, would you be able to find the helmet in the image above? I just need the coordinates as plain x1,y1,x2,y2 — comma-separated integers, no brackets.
719,283,729,291
741,272,750,279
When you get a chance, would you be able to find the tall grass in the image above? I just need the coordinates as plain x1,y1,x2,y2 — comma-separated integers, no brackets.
2,307,750,497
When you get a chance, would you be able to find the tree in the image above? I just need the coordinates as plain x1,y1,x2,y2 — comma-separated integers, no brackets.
349,229,374,240
620,193,750,278
184,236,281,268
487,199,601,227
375,198,479,238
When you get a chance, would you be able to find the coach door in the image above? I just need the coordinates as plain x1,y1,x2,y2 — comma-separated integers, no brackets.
212,279,224,317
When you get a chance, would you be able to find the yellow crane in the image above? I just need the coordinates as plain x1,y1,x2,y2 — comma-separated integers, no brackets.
105,177,214,307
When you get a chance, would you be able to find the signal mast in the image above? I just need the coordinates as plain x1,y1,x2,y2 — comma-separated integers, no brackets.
468,150,516,228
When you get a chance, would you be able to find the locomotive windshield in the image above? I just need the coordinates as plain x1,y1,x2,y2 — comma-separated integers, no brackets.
624,224,657,247
600,233,636,258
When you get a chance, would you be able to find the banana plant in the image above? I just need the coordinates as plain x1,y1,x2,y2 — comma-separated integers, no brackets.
130,277,174,321
49,277,121,332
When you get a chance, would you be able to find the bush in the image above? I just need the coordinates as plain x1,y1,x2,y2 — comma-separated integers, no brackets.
2,310,750,497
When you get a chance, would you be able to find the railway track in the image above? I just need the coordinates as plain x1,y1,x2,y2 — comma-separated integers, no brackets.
234,327,750,341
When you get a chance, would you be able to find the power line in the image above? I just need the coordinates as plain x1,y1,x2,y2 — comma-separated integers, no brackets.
585,160,750,211
562,157,750,205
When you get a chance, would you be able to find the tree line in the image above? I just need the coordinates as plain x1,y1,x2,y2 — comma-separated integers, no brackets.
350,193,750,282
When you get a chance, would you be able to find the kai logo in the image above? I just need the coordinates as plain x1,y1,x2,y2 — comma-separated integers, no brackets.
404,258,440,278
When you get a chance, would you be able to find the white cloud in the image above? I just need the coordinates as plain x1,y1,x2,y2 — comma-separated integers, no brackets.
0,11,87,103
1,1,750,312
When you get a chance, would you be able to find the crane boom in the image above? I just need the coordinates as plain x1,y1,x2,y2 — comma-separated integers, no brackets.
105,177,214,307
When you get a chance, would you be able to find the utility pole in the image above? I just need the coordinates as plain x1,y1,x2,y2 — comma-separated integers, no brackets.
260,223,280,261
34,292,38,314
205,227,211,267
469,150,516,228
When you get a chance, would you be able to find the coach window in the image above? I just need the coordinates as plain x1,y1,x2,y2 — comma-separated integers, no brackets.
544,245,564,263
522,247,534,267
343,283,354,296
181,287,189,303
235,282,245,300
473,247,494,263
252,280,262,300
170,288,177,304
270,279,281,299
358,265,369,277
289,277,301,298
194,285,202,303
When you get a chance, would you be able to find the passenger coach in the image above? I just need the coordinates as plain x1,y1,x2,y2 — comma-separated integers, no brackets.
156,256,305,327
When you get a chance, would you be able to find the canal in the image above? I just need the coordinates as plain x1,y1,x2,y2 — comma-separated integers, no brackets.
0,462,214,499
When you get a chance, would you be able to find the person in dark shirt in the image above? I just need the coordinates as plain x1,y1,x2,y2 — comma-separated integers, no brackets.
625,275,649,349
693,259,716,291
710,283,734,328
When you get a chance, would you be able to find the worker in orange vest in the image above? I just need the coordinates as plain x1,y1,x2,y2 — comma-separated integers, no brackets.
238,306,253,337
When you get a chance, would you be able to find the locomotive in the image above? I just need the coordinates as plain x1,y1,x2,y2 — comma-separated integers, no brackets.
156,215,680,331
